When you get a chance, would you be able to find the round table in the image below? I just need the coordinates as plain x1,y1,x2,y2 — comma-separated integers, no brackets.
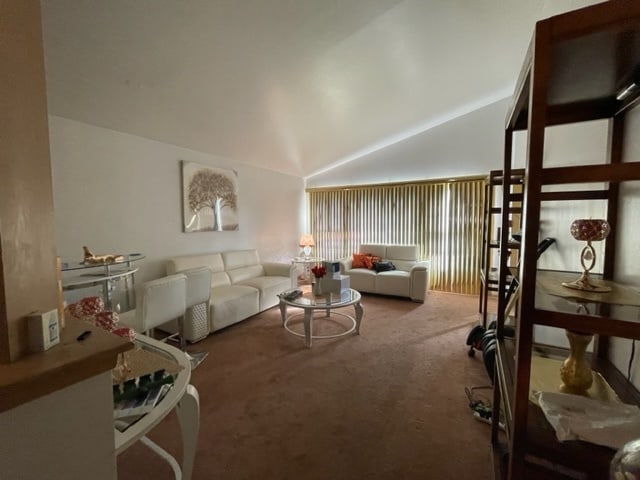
278,287,363,347
113,334,199,479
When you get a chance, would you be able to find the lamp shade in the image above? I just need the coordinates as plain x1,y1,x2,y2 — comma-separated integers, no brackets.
570,219,610,242
299,234,315,247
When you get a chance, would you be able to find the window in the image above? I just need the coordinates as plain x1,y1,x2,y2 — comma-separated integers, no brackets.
307,178,484,294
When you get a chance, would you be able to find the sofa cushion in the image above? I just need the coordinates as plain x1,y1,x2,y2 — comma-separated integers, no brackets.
223,250,268,283
386,245,418,261
390,260,416,272
236,275,292,311
166,253,231,288
376,270,411,297
227,265,265,283
210,285,260,331
360,244,387,258
385,245,418,272
222,249,260,270
344,268,377,292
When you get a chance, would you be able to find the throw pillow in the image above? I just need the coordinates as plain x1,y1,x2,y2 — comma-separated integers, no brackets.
352,253,369,269
364,255,382,269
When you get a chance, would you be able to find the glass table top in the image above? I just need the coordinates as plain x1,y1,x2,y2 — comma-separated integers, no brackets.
280,287,360,309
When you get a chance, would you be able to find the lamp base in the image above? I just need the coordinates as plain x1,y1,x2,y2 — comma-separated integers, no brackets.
562,271,611,293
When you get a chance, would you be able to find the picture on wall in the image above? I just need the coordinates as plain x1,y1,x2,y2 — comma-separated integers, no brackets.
181,161,239,232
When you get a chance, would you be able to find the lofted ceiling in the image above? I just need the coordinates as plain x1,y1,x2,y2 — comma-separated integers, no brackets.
40,0,600,178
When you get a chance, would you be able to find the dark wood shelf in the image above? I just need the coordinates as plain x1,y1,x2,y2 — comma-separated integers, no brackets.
507,1,640,131
495,337,515,435
479,169,524,327
496,338,640,479
491,442,508,480
541,163,640,185
494,3,640,479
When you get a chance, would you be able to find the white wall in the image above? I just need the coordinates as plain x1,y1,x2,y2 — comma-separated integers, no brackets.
0,372,116,480
609,107,640,385
306,97,511,187
49,116,305,289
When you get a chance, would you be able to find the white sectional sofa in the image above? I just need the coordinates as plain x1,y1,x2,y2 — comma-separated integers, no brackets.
339,244,429,302
166,249,295,341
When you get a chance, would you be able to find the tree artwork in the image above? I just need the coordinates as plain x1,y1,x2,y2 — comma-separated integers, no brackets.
182,162,239,232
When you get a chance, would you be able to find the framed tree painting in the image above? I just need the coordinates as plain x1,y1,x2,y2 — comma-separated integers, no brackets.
181,161,239,232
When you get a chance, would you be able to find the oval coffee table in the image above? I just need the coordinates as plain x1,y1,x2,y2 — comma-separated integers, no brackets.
279,287,363,348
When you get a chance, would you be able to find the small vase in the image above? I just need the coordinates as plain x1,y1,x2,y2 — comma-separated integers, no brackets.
559,330,594,395
312,278,323,295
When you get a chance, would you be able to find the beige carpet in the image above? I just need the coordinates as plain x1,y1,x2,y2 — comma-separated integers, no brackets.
117,291,493,480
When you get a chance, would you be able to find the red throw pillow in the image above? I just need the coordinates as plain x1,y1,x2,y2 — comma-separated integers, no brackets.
352,253,369,269
364,255,382,269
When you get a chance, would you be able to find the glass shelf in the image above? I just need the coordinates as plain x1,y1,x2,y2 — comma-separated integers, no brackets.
61,253,145,271
60,253,145,311
532,270,640,337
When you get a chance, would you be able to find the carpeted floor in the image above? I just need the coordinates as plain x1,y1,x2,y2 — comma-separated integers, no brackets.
117,291,494,479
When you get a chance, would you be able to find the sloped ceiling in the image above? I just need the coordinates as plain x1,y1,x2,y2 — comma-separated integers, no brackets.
40,0,600,178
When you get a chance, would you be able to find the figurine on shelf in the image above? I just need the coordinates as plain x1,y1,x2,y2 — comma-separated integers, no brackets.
82,246,124,265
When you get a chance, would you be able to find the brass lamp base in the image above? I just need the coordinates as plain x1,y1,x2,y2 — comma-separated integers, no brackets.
562,271,611,293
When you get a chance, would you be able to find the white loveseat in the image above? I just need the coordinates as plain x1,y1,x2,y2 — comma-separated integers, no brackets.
166,249,295,341
339,244,429,302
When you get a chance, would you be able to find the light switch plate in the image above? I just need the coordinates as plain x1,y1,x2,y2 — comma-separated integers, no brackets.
27,309,60,352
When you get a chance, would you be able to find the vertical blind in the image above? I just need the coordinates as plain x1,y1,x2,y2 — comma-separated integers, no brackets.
307,178,485,294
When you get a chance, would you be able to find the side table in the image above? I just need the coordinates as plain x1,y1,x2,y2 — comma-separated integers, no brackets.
114,334,199,479
292,256,323,284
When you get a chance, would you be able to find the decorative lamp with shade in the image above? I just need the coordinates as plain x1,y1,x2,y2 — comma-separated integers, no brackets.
299,234,315,258
562,219,611,293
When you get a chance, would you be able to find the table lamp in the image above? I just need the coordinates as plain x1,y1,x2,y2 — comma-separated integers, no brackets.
562,219,611,293
299,234,315,258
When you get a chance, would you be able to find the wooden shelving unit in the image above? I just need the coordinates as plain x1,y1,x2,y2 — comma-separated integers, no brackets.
491,2,640,479
479,169,524,327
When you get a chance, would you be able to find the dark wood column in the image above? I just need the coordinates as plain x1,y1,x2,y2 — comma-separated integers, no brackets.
0,0,58,363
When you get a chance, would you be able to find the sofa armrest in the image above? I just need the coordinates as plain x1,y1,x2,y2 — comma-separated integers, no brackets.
410,261,429,273
263,262,297,288
339,257,352,273
409,261,430,302
262,262,294,277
